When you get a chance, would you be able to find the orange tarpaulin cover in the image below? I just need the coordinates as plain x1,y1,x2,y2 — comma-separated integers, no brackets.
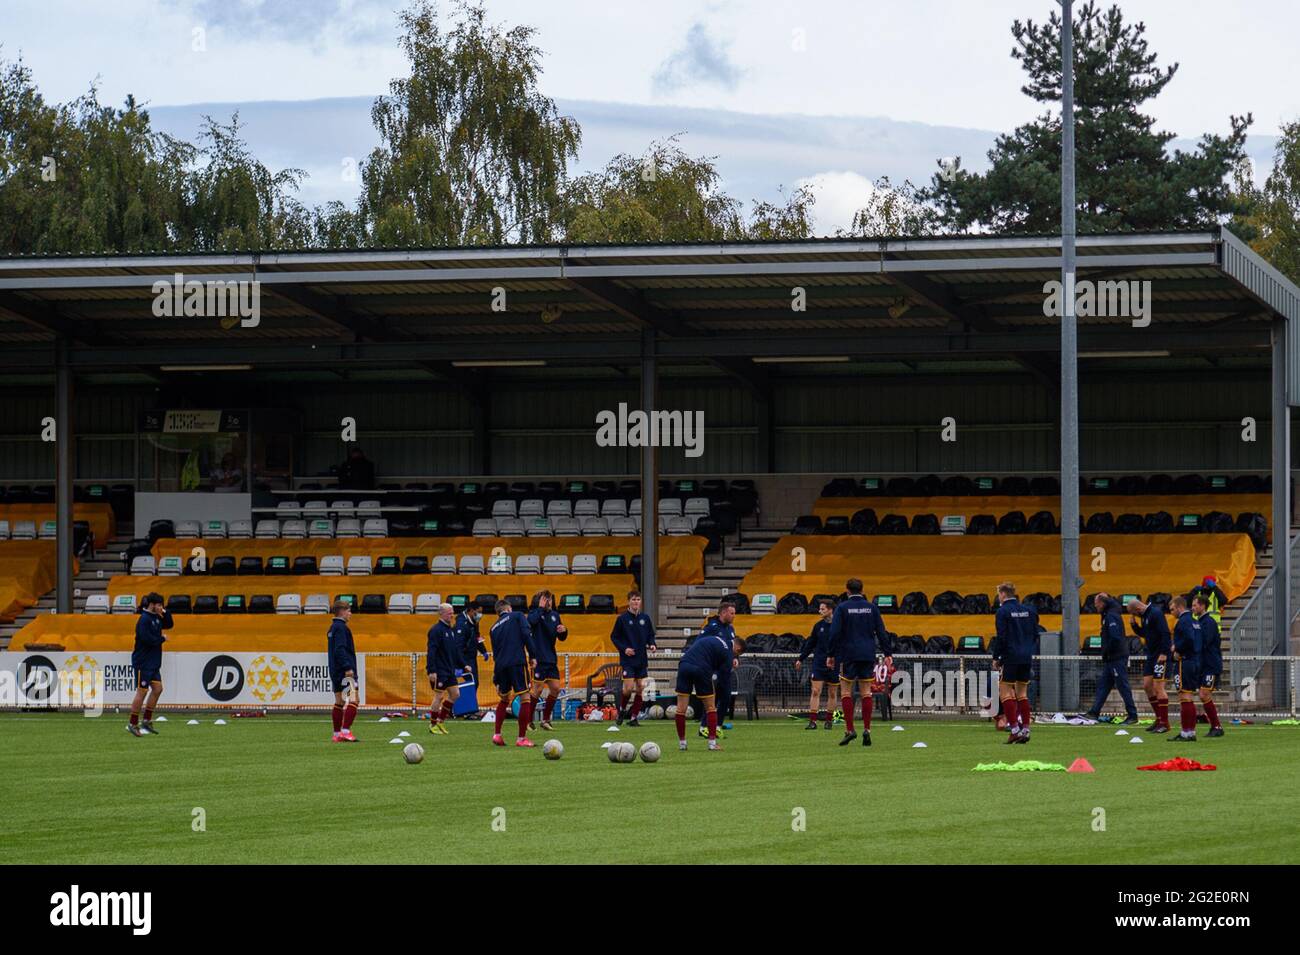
741,533,1255,613
812,494,1272,542
0,503,116,544
8,613,622,706
151,535,705,584
0,541,79,622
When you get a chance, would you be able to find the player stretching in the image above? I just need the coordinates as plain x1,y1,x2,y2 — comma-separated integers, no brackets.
328,600,360,742
993,582,1039,743
527,590,567,730
674,601,745,751
610,590,657,726
426,603,464,735
489,599,537,747
828,578,892,747
127,592,172,736
795,598,838,730
1128,597,1171,733
1192,595,1224,737
1169,595,1203,742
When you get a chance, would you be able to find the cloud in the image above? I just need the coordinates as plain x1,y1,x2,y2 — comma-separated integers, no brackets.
795,170,876,236
651,22,742,96
169,0,393,45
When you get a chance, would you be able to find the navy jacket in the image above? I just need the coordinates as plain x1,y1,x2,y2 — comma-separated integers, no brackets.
1098,600,1128,662
327,617,357,674
527,607,567,666
799,619,833,670
610,611,657,665
455,611,488,662
426,620,465,674
1197,613,1222,675
131,609,173,670
828,594,889,662
1131,604,1171,659
680,618,734,677
489,610,535,668
993,598,1039,665
1172,610,1202,668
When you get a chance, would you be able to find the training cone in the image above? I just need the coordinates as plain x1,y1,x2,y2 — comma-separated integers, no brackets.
911,741,927,748
1067,758,1095,773
186,719,199,725
891,725,905,732
213,719,227,725
388,737,404,744
378,717,390,723
397,730,410,737
607,725,620,732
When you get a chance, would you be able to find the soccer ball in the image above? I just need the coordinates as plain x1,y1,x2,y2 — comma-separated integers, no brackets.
685,705,695,719
606,742,623,763
616,741,637,763
648,705,665,720
542,739,564,760
665,704,677,718
402,742,425,764
639,741,661,763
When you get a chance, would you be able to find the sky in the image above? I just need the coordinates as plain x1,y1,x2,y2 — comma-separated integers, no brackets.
2,0,1294,233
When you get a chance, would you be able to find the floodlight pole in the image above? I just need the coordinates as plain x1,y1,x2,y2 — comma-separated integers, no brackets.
56,338,75,614
1060,0,1081,647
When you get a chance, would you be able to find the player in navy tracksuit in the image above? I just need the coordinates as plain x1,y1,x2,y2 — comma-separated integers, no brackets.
610,590,657,726
1169,595,1203,741
527,590,567,729
1128,597,1172,733
993,582,1039,744
328,600,360,742
1084,593,1139,723
795,597,838,730
675,601,745,751
127,592,172,737
489,600,538,747
1192,594,1224,737
426,603,465,735
827,578,892,747
456,605,489,697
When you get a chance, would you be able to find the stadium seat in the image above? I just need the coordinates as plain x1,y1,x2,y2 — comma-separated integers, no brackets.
414,593,443,614
751,593,777,614
601,499,628,518
684,497,711,519
237,556,263,575
229,520,253,539
823,515,851,535
492,500,517,519
303,594,331,615
303,500,329,519
373,555,400,575
472,518,497,537
587,594,615,614
546,500,572,519
574,499,600,519
388,592,414,614
346,555,372,576
357,500,383,520
84,593,110,614
0,521,9,540
331,500,355,518
401,556,430,575
202,520,228,539
359,594,386,614
515,555,541,575
276,501,301,520
336,518,361,538
175,520,201,539
432,555,457,575
459,555,485,574
276,594,302,614
519,499,544,519
552,516,580,536
249,594,275,614
148,519,175,541
130,556,157,576
165,594,191,614
221,595,246,613
108,594,138,614
37,520,56,539
542,555,569,575
308,519,335,539
254,520,281,539
571,554,598,575
581,517,609,536
157,556,183,576
487,553,513,574
526,518,553,536
629,498,642,517
319,555,346,576
498,517,525,537
188,595,216,614
659,498,683,517
12,520,37,540
610,517,637,536
559,594,584,614
792,515,822,535
599,555,626,574
291,556,318,576
281,519,307,539
360,518,388,538
665,516,693,536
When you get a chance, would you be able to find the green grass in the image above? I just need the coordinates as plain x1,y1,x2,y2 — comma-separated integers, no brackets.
1,712,1296,864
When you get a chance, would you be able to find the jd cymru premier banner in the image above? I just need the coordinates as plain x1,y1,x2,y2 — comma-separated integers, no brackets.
0,652,365,709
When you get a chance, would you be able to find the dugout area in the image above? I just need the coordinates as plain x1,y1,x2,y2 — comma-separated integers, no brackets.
1,227,1299,711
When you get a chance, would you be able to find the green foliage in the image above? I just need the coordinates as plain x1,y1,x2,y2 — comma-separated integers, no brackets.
840,177,942,237
1230,122,1300,284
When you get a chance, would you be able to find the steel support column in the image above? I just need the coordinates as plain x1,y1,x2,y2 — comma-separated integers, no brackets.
639,328,659,618
56,338,75,613
1272,318,1290,650
1059,0,1082,646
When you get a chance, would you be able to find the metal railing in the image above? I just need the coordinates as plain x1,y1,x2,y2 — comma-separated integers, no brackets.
1229,531,1299,690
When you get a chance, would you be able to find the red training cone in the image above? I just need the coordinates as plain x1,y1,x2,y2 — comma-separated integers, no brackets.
1067,757,1095,773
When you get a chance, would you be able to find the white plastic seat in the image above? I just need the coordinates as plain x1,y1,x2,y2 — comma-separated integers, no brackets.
302,500,329,519
601,499,628,518
432,555,457,575
487,553,512,574
130,555,157,576
552,516,580,537
39,520,57,539
545,500,572,519
331,500,355,518
459,555,485,575
472,518,498,538
255,520,280,539
684,497,711,518
276,593,303,614
175,520,201,539
415,593,443,614
228,520,253,539
308,519,335,539
514,555,541,575
751,593,778,614
491,500,517,519
282,519,308,539
12,520,36,540
388,592,414,614
581,517,609,536
362,518,388,538
629,498,642,517
518,499,544,519
202,520,228,538
303,593,331,615
573,498,600,518
666,515,694,536
0,520,9,540
542,554,569,575
319,555,346,576
633,515,643,534
276,501,302,520
497,517,525,537
335,518,362,538
157,556,183,576
659,498,683,517
84,593,111,614
571,554,598,575
610,517,638,536
357,500,382,519
525,518,552,537
111,594,138,614
345,555,372,576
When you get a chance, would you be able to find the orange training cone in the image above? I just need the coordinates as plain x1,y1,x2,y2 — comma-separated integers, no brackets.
1067,758,1095,773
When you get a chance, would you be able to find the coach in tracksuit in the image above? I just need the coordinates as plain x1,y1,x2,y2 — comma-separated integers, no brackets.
127,592,172,737
993,582,1039,743
1084,593,1139,724
455,604,489,693
828,578,892,747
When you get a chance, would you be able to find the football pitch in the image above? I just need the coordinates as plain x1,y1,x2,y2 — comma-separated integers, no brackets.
1,713,1296,865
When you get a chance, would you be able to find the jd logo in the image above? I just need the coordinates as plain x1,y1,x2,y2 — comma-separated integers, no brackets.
19,655,57,703
202,655,244,702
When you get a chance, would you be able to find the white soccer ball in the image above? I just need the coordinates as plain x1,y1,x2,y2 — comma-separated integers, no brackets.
639,741,661,763
607,741,623,762
616,741,637,763
665,704,677,718
648,705,665,720
685,705,695,719
402,742,425,764
542,738,564,760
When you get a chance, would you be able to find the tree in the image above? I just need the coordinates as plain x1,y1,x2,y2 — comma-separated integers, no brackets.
922,2,1251,233
1230,122,1300,284
840,176,942,237
355,0,580,246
